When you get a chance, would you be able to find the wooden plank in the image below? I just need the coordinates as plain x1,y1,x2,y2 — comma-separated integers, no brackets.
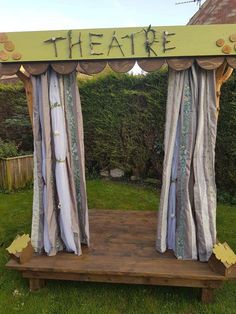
6,209,234,301
227,265,236,281
16,70,33,126
22,271,222,289
0,63,20,76
215,62,233,118
137,59,165,72
79,61,107,74
1,24,236,63
6,211,226,281
83,244,169,259
0,155,33,191
23,63,49,75
196,57,225,70
167,58,193,71
51,61,78,74
0,160,6,189
6,254,226,281
6,159,12,190
108,60,135,73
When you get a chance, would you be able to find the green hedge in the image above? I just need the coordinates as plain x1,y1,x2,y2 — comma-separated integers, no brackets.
80,70,236,199
0,71,235,198
216,74,236,201
80,71,167,181
0,83,33,152
0,139,21,159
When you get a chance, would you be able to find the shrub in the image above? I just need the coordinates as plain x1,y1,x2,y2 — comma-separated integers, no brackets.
79,70,167,179
216,72,236,198
79,70,236,198
0,70,236,199
0,139,20,159
0,82,33,152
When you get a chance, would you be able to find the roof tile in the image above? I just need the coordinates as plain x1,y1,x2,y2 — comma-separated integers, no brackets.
188,0,236,24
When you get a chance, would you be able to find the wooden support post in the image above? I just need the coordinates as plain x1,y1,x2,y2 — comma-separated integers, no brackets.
215,63,233,118
29,278,46,291
201,288,214,304
16,70,34,126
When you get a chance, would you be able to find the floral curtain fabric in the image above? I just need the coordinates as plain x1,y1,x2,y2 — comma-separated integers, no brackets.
156,64,217,262
31,69,89,256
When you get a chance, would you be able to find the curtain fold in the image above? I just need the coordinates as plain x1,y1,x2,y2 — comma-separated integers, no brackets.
63,74,89,245
31,69,89,256
156,63,217,262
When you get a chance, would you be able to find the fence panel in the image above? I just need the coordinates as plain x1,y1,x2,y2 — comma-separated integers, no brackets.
0,155,33,191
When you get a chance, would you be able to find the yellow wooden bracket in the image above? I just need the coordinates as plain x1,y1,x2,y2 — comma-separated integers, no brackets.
6,234,31,254
213,242,236,267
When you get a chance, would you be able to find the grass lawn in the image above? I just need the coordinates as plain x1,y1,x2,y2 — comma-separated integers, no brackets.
0,179,235,314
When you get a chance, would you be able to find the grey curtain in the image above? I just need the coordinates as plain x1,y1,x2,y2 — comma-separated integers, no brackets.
31,69,89,256
156,63,217,262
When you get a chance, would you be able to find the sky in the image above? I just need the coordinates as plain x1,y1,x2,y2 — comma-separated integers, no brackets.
0,0,206,32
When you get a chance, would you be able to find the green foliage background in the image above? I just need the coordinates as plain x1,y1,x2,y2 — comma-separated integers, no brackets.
216,74,236,201
0,83,32,153
80,71,167,181
0,70,235,198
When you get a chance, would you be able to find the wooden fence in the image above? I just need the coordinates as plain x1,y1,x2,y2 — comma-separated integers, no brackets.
0,154,33,191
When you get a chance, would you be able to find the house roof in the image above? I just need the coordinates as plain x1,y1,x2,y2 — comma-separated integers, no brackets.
188,0,236,25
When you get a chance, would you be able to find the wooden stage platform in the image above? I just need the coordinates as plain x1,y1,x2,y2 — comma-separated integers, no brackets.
6,210,236,303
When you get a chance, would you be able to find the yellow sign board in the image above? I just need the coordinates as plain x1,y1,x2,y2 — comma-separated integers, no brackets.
0,24,236,62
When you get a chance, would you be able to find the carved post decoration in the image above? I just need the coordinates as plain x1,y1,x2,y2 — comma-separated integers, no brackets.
215,62,233,118
16,70,33,127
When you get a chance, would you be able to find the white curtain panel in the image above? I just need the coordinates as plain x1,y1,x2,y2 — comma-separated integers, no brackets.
31,69,88,256
49,71,79,254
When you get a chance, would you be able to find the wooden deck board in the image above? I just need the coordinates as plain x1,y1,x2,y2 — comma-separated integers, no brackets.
6,209,236,293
